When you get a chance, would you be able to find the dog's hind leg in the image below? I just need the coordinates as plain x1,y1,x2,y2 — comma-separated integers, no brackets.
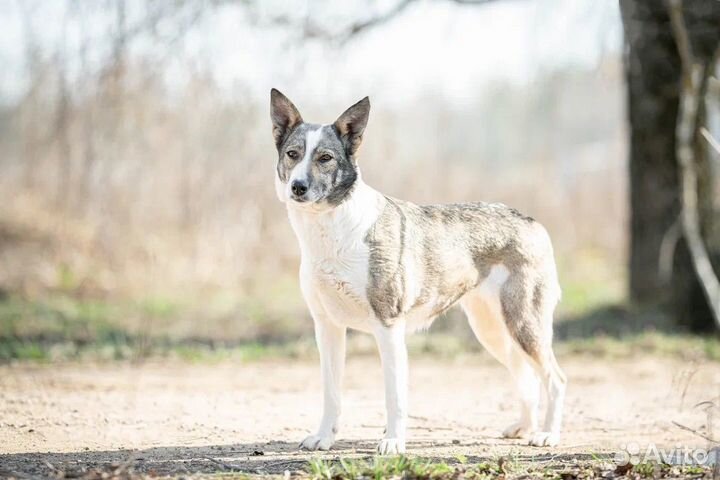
483,263,566,447
528,344,566,447
460,288,541,440
461,264,567,446
512,271,566,447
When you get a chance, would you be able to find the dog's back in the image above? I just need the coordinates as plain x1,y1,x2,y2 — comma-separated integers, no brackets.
366,197,560,358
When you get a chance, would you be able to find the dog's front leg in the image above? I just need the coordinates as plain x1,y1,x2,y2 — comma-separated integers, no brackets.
373,320,408,455
300,318,346,451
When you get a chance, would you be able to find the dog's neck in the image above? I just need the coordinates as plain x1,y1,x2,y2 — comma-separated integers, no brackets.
286,177,386,252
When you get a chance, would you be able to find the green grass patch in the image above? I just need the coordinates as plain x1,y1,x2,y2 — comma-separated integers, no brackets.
1,293,719,363
24,456,717,480
558,331,720,361
0,336,310,363
300,456,716,480
556,249,625,316
0,293,315,362
306,456,501,480
555,303,720,361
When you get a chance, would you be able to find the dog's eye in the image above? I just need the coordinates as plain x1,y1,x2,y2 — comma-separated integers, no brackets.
286,150,298,159
318,154,333,163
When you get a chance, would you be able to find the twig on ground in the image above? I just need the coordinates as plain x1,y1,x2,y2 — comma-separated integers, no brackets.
672,420,719,443
677,366,699,410
203,456,244,471
266,459,310,470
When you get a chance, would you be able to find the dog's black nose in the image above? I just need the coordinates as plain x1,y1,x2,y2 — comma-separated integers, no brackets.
291,180,308,197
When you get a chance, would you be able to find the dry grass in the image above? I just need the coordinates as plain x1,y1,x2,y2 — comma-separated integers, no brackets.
0,60,631,359
1,58,626,300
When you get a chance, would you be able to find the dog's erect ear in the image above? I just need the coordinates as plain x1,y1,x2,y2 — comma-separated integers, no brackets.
270,88,303,148
334,97,370,157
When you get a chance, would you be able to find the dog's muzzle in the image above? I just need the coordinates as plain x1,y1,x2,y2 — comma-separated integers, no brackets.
290,180,309,202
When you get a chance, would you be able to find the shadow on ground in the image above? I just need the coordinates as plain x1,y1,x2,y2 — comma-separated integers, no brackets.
0,440,604,477
554,304,677,340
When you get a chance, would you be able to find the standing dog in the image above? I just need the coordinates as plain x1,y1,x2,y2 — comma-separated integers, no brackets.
270,89,567,454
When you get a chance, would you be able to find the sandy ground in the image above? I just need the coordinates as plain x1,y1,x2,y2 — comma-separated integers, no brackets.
1,354,718,476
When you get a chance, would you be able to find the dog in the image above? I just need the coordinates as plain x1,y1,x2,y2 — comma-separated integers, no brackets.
269,89,567,454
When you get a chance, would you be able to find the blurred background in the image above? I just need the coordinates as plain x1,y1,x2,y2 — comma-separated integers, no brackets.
0,0,717,362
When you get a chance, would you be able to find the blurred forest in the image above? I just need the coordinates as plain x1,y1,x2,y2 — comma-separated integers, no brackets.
0,0,716,360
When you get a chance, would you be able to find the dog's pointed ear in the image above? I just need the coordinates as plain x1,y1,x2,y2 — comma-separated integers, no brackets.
270,88,303,148
334,96,370,157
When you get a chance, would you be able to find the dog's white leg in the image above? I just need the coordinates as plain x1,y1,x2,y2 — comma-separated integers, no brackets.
300,318,346,451
527,292,566,447
461,290,541,439
502,353,541,439
373,319,408,455
529,349,566,447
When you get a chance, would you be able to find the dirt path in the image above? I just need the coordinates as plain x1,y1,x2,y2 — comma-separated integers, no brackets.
1,354,718,476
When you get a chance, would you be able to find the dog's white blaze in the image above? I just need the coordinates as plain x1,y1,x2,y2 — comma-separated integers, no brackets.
287,126,324,196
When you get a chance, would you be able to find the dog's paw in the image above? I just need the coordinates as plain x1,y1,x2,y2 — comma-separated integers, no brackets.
502,421,534,439
528,431,560,447
377,438,406,455
299,433,335,451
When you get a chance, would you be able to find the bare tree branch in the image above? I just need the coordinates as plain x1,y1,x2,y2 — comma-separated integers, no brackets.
254,0,506,44
253,0,416,43
701,126,720,155
343,0,416,40
344,0,502,39
659,217,682,283
668,0,720,329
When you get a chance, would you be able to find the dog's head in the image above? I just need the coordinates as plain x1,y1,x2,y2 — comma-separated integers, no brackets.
270,89,370,211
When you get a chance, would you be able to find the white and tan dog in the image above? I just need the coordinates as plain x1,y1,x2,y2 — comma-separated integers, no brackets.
270,89,567,454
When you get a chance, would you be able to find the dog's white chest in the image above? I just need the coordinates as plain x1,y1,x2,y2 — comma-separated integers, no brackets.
308,224,368,304
289,202,379,330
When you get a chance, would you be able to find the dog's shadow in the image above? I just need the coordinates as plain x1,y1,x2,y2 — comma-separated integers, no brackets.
0,439,600,477
0,440,362,477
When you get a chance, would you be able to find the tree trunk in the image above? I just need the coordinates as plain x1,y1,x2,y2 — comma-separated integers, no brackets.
621,0,720,332
621,0,682,303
